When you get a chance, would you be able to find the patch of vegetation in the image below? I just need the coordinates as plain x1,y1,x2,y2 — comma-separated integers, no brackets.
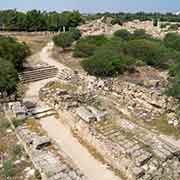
124,39,171,68
167,73,180,100
81,46,136,77
0,10,82,32
73,35,109,57
53,32,75,50
10,144,23,160
164,33,180,51
69,28,82,40
113,29,131,41
150,116,180,139
47,81,77,91
168,24,180,31
0,36,30,94
53,28,81,50
3,160,15,178
0,118,11,135
13,118,25,128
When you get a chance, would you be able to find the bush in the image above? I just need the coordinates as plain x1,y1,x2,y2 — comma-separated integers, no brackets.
13,118,25,128
167,73,180,100
70,28,81,40
0,36,30,71
3,160,15,178
113,29,132,41
164,33,180,51
73,35,109,57
124,39,170,68
0,119,11,136
0,58,18,93
153,19,158,26
81,47,136,77
10,144,23,160
53,32,75,50
132,29,151,40
168,24,180,31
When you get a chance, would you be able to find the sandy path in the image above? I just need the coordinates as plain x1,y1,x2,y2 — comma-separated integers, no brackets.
40,116,120,180
24,42,121,180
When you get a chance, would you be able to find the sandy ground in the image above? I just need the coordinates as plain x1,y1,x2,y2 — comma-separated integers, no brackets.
24,42,121,180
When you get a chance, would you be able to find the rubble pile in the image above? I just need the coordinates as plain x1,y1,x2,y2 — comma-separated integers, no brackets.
79,17,121,36
76,118,180,180
17,126,86,180
39,81,95,111
111,81,179,126
120,20,166,39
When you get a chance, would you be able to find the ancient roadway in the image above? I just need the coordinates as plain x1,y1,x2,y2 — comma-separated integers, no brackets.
24,42,121,180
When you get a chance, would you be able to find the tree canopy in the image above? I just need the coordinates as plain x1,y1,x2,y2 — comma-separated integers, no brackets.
0,10,82,32
0,36,30,93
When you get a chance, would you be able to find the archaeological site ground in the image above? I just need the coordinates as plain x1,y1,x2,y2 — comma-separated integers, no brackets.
0,10,180,180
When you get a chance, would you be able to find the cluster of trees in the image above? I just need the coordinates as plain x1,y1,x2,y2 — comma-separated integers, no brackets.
0,36,30,93
0,10,82,31
84,12,180,24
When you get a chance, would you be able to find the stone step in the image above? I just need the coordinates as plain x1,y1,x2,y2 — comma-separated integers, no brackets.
20,71,57,80
34,111,57,119
20,73,57,83
21,66,58,74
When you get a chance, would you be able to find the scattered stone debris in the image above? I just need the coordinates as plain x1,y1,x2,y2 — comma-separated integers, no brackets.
111,80,179,126
7,101,27,119
16,126,87,180
76,118,180,180
79,17,121,36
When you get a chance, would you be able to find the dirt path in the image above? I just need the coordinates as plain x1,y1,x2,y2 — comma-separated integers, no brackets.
24,42,121,180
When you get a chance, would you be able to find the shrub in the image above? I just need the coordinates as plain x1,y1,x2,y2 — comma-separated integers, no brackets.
70,28,81,40
124,39,170,68
113,29,132,41
111,18,123,25
168,24,180,31
167,73,180,100
73,35,109,57
0,58,18,93
132,29,151,40
0,36,30,71
3,160,15,178
81,47,136,77
53,32,74,50
10,144,23,160
153,19,158,26
13,118,25,128
164,33,180,51
0,120,10,130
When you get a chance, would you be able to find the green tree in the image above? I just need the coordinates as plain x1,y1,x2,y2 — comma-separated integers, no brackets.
70,28,81,40
53,32,74,50
124,39,170,68
0,58,18,93
73,35,109,57
0,36,30,71
114,29,132,41
164,33,180,51
81,47,135,77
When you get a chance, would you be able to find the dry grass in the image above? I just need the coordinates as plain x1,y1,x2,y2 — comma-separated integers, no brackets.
52,46,84,73
0,116,36,180
47,81,77,92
